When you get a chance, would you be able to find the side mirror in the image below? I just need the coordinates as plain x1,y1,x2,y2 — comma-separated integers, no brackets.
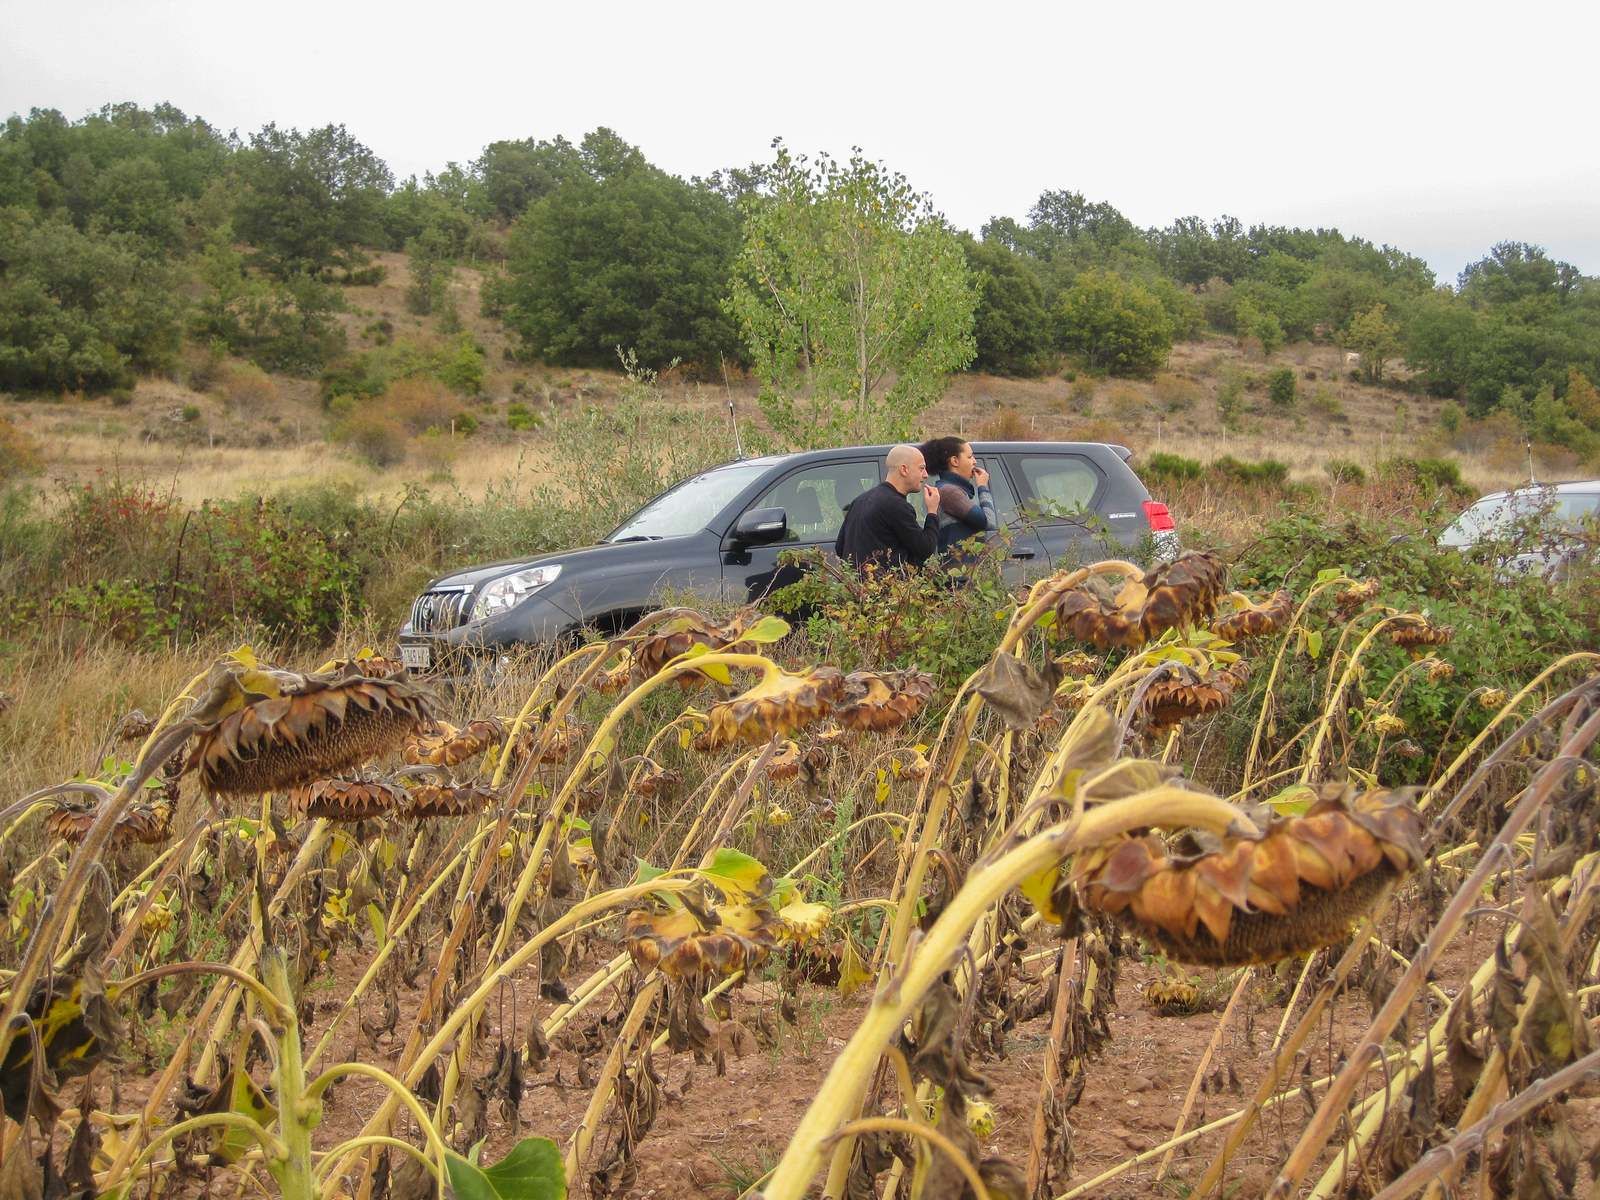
732,507,787,546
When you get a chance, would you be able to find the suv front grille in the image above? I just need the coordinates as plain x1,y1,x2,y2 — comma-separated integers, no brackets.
411,587,473,633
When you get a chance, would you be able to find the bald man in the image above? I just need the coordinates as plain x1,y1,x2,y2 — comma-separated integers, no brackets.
833,444,943,570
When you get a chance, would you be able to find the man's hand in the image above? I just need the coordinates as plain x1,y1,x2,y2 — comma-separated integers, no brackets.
973,465,990,487
922,483,942,514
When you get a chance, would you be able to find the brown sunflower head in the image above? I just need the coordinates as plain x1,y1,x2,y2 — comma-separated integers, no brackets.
46,798,172,848
1388,615,1453,649
632,765,683,799
1335,579,1380,611
1138,552,1229,640
1074,783,1421,966
187,665,432,798
1054,585,1146,651
836,669,936,732
1141,662,1250,731
1212,590,1294,641
289,776,403,821
406,782,498,820
624,899,781,980
631,608,763,683
696,666,845,749
402,718,503,767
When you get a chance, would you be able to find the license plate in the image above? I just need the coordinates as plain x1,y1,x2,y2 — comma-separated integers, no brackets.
400,644,431,671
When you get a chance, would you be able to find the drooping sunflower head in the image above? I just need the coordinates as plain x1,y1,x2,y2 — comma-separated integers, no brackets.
1389,615,1454,650
836,669,936,732
186,662,432,798
406,782,499,820
631,608,763,683
289,776,404,822
402,718,504,768
1141,662,1250,732
697,665,845,749
1212,590,1294,641
1074,783,1421,966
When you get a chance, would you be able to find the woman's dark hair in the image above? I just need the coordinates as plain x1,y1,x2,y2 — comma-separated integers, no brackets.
918,436,968,476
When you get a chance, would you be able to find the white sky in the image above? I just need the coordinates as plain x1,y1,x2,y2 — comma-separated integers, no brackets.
4,0,1597,284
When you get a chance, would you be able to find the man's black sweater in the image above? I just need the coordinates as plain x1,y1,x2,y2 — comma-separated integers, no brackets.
834,482,939,570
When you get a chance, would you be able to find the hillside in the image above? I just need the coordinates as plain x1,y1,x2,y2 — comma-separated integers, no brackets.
3,249,1557,515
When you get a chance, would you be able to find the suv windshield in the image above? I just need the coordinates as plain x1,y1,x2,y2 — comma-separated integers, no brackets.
606,462,771,542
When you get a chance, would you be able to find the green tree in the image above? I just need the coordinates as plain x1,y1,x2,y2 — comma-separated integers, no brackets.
1054,268,1172,376
1345,302,1402,384
405,225,454,316
727,143,977,447
962,236,1053,376
471,135,582,220
233,123,393,277
1235,296,1286,356
0,208,182,391
500,129,740,367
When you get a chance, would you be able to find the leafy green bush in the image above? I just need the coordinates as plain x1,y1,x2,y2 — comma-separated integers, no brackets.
1379,456,1464,494
1143,452,1204,483
507,403,539,431
1213,456,1289,487
1056,269,1172,377
1438,400,1465,435
1268,367,1297,407
1324,458,1365,485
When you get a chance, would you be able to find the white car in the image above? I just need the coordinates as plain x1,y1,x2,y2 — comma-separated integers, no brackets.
1439,480,1600,580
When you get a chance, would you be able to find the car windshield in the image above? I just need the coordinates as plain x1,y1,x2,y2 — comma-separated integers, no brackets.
606,462,771,542
1441,489,1600,547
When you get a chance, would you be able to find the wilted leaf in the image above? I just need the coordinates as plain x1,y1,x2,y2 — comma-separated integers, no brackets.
972,653,1062,731
699,848,772,900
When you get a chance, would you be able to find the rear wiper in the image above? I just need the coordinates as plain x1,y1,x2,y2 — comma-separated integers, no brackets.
610,534,663,543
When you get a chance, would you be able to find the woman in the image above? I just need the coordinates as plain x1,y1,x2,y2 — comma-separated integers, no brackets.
918,435,998,557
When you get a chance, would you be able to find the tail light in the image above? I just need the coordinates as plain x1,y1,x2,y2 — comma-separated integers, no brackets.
1143,500,1176,532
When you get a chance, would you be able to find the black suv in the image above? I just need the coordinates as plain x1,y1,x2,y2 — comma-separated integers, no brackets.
397,441,1177,672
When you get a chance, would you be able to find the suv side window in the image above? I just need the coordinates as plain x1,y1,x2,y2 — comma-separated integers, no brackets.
752,460,880,544
903,456,1021,525
1009,454,1103,523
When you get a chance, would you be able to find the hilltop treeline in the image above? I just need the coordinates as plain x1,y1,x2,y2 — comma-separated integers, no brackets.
2,102,1599,452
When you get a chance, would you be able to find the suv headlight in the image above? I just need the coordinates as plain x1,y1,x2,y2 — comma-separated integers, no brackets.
470,565,562,621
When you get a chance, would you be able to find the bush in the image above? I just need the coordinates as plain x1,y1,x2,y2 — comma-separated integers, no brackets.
1213,456,1289,488
1143,452,1203,483
0,416,43,477
1379,456,1463,494
1216,370,1246,432
1105,383,1146,422
453,411,479,436
335,410,408,466
1324,458,1365,485
1268,367,1297,407
180,404,202,423
506,402,539,432
983,408,1032,440
1438,400,1465,435
382,377,459,434
1308,385,1347,423
1066,377,1096,413
1153,372,1201,413
223,362,277,413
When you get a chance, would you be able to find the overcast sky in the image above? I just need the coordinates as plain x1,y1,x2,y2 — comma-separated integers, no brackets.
4,0,1596,284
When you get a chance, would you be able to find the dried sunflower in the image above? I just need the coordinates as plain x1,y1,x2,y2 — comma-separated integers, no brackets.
624,899,781,979
1055,552,1229,650
1074,784,1421,966
631,609,761,682
406,783,498,820
1141,663,1250,731
187,666,431,797
836,669,936,733
696,666,845,749
402,718,503,767
46,799,172,848
632,765,682,798
1334,578,1380,611
289,776,403,821
1143,978,1202,1015
1388,615,1453,649
1212,590,1294,641
1478,688,1508,710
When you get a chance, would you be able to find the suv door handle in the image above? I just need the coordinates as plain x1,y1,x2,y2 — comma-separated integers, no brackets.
1010,549,1037,560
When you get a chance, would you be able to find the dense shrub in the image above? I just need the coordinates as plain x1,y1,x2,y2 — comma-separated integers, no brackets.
1379,456,1464,494
1267,366,1297,407
1055,269,1172,377
1213,456,1290,487
1142,452,1203,483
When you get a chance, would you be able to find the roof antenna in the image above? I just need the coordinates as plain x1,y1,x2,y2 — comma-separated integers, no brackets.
720,354,745,459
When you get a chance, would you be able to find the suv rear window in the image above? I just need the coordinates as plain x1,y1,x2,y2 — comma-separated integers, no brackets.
1010,454,1102,521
